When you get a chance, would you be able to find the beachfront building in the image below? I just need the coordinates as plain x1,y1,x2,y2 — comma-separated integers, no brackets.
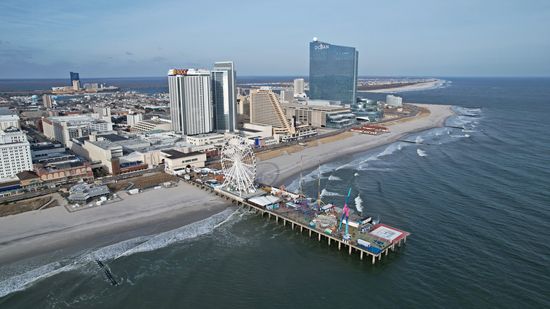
0,107,20,131
282,102,356,128
34,159,93,183
250,88,293,135
42,114,113,146
353,98,384,122
160,149,207,175
386,95,403,107
71,132,150,175
68,183,109,202
0,127,33,180
185,133,226,147
168,69,214,136
309,38,358,105
211,61,237,133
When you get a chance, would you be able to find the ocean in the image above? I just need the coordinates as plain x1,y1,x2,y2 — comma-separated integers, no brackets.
1,77,549,308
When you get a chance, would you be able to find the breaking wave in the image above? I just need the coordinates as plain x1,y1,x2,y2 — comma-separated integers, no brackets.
354,195,363,213
328,175,342,181
417,149,428,157
320,189,343,197
0,208,237,299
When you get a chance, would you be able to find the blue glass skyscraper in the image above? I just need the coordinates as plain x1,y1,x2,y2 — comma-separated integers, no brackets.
70,72,80,83
309,39,358,105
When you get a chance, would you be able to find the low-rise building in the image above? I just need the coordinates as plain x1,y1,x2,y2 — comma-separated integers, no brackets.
68,183,109,202
185,133,226,146
282,102,356,128
42,114,113,146
386,95,403,107
71,132,149,175
126,113,144,127
160,149,207,175
30,142,66,162
34,160,93,183
130,118,172,133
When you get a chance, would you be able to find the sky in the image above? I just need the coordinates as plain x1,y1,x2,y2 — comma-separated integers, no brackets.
0,0,549,78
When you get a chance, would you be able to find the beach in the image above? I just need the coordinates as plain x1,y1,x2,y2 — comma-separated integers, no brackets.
0,103,453,267
0,182,232,266
360,80,445,93
257,103,453,186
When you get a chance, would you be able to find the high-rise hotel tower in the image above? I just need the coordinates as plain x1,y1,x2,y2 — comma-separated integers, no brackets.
211,61,237,132
168,69,214,135
309,38,358,105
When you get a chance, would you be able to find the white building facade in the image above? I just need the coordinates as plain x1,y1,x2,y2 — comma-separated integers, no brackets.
42,114,113,146
0,108,20,131
168,69,214,136
386,95,403,107
294,78,305,95
0,128,32,180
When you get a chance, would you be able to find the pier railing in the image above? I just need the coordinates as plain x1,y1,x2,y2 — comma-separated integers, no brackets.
184,179,408,265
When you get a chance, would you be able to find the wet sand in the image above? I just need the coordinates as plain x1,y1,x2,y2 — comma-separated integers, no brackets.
257,103,454,186
0,182,231,265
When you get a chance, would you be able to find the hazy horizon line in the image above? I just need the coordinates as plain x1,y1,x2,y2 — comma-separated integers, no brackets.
1,75,549,81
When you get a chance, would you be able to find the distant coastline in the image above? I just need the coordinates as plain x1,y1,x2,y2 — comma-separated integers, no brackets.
359,79,447,93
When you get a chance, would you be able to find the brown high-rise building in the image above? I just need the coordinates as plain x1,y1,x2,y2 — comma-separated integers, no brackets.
249,88,293,134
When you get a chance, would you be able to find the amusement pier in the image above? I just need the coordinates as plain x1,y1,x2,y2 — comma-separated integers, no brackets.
188,136,410,265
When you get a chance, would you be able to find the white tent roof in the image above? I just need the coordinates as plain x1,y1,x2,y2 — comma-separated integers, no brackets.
248,195,281,207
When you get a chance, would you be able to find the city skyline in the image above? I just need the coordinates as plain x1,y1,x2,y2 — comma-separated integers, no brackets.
1,0,549,78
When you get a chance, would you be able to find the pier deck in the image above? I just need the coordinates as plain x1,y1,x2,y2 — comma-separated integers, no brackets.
187,180,409,265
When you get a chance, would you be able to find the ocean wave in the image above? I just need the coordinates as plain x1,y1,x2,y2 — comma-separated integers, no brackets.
320,189,343,197
116,208,236,258
328,175,342,181
0,208,237,299
354,195,363,213
357,167,394,172
0,260,81,299
417,149,428,157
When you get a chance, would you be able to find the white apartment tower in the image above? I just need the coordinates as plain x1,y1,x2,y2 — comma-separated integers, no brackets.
211,61,237,132
294,78,305,95
0,127,32,180
168,69,214,136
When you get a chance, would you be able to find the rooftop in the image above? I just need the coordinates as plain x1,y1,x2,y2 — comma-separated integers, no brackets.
161,149,202,159
0,107,17,116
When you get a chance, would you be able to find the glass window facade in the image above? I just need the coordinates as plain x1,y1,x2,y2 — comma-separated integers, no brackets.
70,72,80,82
309,40,358,105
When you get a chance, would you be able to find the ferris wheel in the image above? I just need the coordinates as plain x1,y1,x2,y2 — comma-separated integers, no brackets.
221,136,257,196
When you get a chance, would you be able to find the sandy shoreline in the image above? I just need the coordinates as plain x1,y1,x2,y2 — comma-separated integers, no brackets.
257,103,454,186
0,103,454,269
359,80,445,93
0,182,232,266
